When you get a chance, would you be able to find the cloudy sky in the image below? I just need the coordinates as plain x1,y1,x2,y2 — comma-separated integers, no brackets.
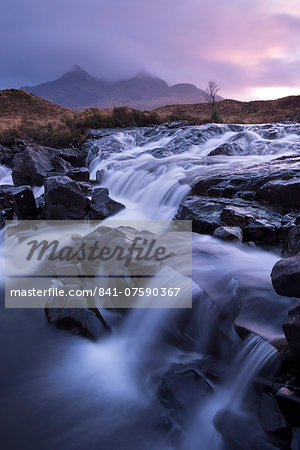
1,0,299,100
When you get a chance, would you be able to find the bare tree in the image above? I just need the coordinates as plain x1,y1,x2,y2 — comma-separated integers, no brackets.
205,80,220,122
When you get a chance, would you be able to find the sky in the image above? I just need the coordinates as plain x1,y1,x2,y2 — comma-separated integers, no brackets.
1,0,299,100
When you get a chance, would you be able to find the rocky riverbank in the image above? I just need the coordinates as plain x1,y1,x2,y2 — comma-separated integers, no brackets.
0,139,125,224
1,122,300,448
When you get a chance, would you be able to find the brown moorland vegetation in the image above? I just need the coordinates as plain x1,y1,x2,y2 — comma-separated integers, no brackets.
154,96,300,124
1,89,299,148
0,89,161,147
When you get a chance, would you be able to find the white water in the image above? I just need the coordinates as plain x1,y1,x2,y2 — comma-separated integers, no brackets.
1,122,299,449
0,164,13,185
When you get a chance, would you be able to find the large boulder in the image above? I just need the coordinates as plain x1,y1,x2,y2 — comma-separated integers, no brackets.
45,305,110,340
282,224,300,257
12,143,86,186
191,155,300,208
44,175,87,220
66,167,90,182
56,147,86,166
282,303,300,370
256,178,300,210
175,196,224,234
208,142,242,156
0,144,17,167
157,360,214,416
89,188,125,220
271,254,300,298
213,226,243,242
175,196,286,244
0,185,37,220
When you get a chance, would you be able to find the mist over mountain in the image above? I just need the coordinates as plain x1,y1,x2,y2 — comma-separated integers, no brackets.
21,65,217,110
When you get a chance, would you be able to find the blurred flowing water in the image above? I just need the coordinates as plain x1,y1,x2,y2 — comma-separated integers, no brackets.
1,122,300,449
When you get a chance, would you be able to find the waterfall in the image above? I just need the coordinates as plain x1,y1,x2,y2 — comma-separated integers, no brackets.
1,121,299,449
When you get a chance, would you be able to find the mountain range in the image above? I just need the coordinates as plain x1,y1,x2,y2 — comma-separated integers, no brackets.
21,65,218,110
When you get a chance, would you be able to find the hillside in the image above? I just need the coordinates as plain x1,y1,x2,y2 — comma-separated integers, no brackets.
0,89,76,130
0,89,160,147
1,88,299,148
155,96,300,124
21,66,214,110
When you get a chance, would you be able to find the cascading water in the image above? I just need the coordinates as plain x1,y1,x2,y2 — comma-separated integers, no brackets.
1,122,299,449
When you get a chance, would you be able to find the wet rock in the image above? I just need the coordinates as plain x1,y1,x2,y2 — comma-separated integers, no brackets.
282,226,300,257
191,155,300,207
89,188,125,220
45,306,110,340
12,143,86,186
175,196,223,234
258,392,287,432
276,386,300,427
282,303,300,369
157,361,213,418
0,144,17,167
56,147,86,166
44,175,87,220
213,226,243,242
271,254,300,298
144,148,174,159
256,178,300,210
214,407,290,450
221,205,282,244
153,417,173,434
220,205,257,227
11,153,31,186
176,196,285,244
66,167,90,183
95,169,104,183
208,142,242,156
0,185,37,219
51,156,73,174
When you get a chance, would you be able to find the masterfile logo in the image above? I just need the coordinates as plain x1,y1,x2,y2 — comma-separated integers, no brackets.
5,220,192,308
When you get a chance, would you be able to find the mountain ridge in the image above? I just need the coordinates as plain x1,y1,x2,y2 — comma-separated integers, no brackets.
21,66,214,110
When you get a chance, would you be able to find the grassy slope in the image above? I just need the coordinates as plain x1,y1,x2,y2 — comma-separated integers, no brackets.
1,89,299,148
154,96,300,124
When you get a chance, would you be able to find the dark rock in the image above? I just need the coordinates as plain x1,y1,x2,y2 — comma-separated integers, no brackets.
12,143,87,186
45,306,110,340
282,226,300,257
258,392,287,432
282,303,300,369
44,175,87,220
213,226,243,242
89,188,125,220
36,195,45,217
153,417,173,434
66,167,90,182
191,155,300,210
213,407,290,450
11,153,31,186
77,182,92,196
51,156,73,174
0,144,17,167
208,142,242,156
0,185,37,219
95,169,104,183
271,254,300,298
143,147,174,158
256,178,300,210
157,361,213,417
175,196,224,234
220,205,256,227
57,147,86,166
175,196,286,244
276,386,300,427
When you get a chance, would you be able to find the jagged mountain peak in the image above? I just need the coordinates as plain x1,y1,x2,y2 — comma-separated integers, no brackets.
21,67,216,110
